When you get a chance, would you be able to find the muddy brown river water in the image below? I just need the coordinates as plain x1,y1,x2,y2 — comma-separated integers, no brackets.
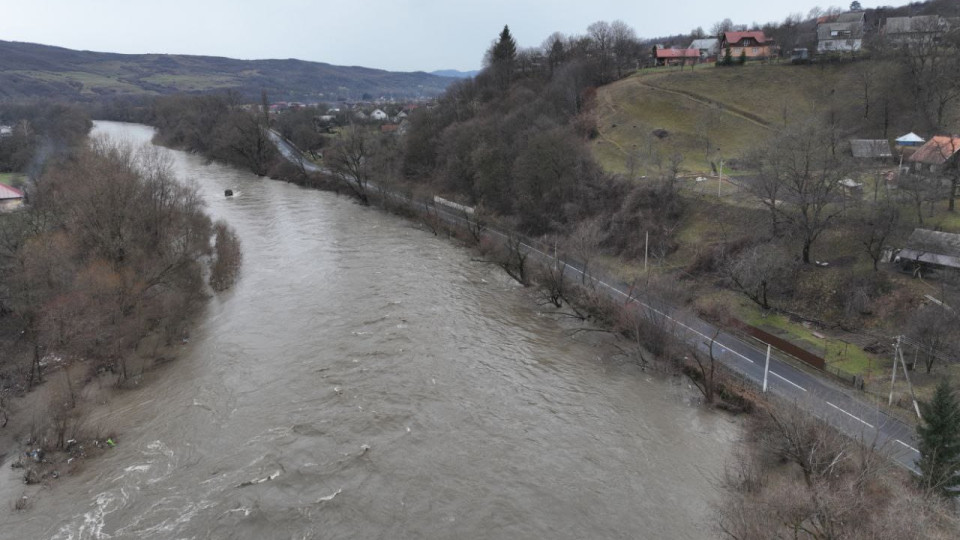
0,121,738,539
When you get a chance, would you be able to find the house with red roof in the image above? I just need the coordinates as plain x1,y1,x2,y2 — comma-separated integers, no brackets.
719,31,776,60
907,135,960,174
652,47,701,67
0,184,24,211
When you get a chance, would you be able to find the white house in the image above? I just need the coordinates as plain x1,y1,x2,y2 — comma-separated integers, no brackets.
370,109,388,121
689,38,720,59
817,12,865,53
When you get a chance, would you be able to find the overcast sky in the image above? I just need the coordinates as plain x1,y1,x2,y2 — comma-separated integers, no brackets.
4,0,907,72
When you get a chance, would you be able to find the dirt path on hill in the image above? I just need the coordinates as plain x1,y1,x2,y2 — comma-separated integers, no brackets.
594,76,774,171
632,78,775,130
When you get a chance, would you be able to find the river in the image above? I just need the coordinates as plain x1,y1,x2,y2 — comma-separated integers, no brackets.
0,121,738,539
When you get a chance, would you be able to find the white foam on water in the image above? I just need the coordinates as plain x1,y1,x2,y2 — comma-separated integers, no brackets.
53,489,128,540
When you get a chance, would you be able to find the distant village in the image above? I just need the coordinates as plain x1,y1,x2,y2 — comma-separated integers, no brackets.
243,99,424,138
653,11,958,66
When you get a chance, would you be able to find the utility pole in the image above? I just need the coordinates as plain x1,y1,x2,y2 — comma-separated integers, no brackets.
888,335,923,419
644,231,649,273
718,159,723,198
763,344,771,392
889,336,900,407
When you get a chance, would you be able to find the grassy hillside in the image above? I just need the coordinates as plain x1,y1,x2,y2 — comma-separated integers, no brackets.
593,59,960,415
0,40,454,102
593,61,899,175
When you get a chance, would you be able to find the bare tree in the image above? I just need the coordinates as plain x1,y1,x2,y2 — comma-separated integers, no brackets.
746,121,849,264
210,220,242,292
856,201,901,271
215,110,276,176
898,168,942,225
488,233,528,286
906,303,958,373
721,243,797,310
587,21,615,83
684,330,722,404
711,18,735,38
711,399,956,540
898,21,960,130
565,219,603,285
327,125,372,204
610,20,638,79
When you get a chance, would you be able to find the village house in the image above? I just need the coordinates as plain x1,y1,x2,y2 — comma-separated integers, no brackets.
895,228,960,275
719,31,776,60
850,139,893,159
689,38,720,60
907,135,960,174
0,184,24,212
882,15,952,44
817,11,865,53
370,109,388,121
652,47,700,66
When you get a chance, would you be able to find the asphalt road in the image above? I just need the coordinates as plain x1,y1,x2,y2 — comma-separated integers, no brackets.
268,130,922,474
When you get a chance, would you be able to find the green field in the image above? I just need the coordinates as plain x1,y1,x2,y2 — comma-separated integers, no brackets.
9,70,149,95
140,74,239,91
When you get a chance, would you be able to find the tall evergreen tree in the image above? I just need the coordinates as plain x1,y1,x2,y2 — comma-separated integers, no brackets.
917,378,960,497
492,25,518,65
488,25,518,92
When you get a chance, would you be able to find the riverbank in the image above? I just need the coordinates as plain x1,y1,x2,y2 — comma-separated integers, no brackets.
0,327,202,510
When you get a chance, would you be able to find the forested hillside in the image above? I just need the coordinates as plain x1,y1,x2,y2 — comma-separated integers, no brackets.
0,40,453,102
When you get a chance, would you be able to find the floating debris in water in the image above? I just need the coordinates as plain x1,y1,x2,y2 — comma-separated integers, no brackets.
238,470,281,488
317,488,342,503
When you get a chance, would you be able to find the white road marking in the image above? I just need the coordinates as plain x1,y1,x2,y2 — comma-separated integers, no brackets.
771,371,807,391
895,439,920,454
826,402,875,429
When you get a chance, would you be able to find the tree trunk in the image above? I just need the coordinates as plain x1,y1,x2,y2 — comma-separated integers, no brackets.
30,342,42,389
949,176,958,212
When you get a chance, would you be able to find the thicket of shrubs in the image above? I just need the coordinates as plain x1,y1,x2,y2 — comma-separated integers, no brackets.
0,118,241,477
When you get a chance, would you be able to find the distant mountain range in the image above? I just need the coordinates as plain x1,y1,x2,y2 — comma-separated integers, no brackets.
0,40,457,102
430,69,480,79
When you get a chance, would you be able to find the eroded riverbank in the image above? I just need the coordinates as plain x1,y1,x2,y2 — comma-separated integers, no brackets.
0,122,739,539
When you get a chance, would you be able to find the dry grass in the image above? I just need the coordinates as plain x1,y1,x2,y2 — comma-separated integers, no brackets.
592,61,877,176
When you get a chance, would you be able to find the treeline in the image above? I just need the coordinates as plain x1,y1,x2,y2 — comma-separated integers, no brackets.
0,102,91,175
399,24,683,253
151,93,278,176
0,140,242,395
